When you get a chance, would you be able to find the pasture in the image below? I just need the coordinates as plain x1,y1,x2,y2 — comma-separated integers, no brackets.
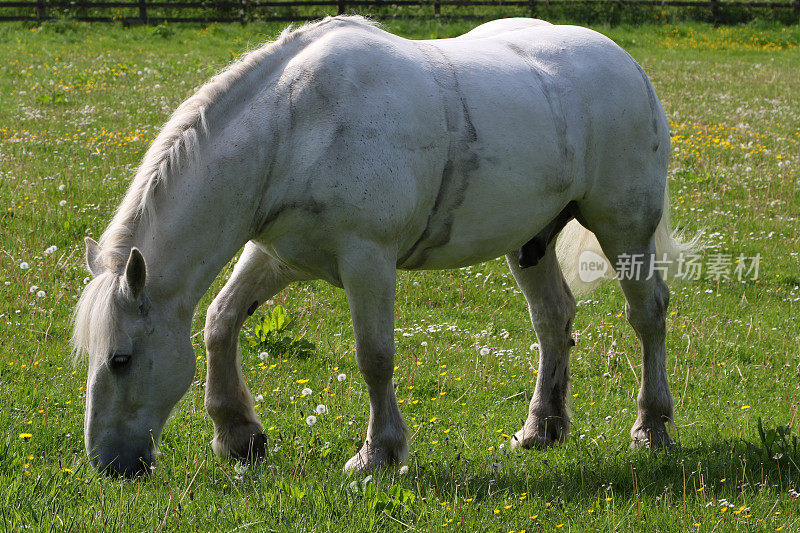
1,18,799,531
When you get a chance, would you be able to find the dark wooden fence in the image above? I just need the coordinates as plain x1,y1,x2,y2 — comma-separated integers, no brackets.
1,0,798,23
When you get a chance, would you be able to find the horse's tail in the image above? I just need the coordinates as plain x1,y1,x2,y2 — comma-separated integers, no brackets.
555,187,701,295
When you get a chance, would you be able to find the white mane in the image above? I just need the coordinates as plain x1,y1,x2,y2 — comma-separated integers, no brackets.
95,15,379,272
72,16,379,362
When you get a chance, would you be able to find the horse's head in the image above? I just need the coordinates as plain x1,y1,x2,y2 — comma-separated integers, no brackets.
73,238,195,477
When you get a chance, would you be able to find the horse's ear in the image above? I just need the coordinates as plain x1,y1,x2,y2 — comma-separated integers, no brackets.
85,237,103,276
124,247,147,299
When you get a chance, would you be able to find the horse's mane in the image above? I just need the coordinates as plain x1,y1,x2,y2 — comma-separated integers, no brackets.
72,15,379,362
95,15,379,272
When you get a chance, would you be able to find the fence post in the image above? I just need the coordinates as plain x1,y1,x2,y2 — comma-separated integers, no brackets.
710,0,719,23
239,0,246,24
338,0,346,14
434,0,440,16
528,0,535,17
138,0,147,23
37,0,46,21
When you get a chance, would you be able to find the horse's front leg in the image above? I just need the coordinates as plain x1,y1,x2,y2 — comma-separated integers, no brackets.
340,244,409,472
204,242,295,460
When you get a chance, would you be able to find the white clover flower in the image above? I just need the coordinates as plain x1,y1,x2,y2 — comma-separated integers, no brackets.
58,184,66,191
44,245,57,255
305,415,317,426
30,285,39,293
399,465,409,475
337,373,347,382
480,347,490,356
301,387,312,396
20,262,29,270
36,291,46,298
315,404,327,414
254,394,264,402
421,341,428,347
59,200,67,207
530,343,540,351
233,462,248,475
258,351,269,361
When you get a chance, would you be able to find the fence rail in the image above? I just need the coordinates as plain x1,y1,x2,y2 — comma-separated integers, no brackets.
1,0,798,23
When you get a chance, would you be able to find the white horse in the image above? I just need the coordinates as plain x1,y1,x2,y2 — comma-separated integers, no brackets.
73,16,690,476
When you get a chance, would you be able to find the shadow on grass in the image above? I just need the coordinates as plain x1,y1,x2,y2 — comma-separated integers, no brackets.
408,437,798,502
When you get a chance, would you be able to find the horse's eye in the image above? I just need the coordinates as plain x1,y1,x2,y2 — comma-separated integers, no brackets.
109,353,132,371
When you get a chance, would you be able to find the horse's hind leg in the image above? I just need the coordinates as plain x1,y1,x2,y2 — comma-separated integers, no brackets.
204,242,297,460
339,242,408,472
581,204,674,447
506,244,577,449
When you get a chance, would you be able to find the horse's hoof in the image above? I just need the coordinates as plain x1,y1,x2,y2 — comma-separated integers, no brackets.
630,425,675,449
343,442,406,473
232,432,269,462
212,422,268,461
510,415,569,450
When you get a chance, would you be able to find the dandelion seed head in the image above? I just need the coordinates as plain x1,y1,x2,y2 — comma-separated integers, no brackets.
337,373,347,382
36,290,46,298
315,404,327,414
59,200,67,207
20,262,29,270
305,415,317,426
301,387,312,396
480,347,490,356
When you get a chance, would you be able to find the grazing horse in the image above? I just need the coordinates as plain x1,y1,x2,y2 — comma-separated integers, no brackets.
73,16,690,476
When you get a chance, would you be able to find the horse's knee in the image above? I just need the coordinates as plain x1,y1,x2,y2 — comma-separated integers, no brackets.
530,289,576,343
204,298,240,353
357,350,395,387
625,277,669,335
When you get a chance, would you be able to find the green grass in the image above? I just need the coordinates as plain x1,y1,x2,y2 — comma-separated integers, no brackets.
1,18,800,531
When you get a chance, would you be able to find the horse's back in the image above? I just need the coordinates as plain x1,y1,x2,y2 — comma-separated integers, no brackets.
456,17,552,39
263,19,669,270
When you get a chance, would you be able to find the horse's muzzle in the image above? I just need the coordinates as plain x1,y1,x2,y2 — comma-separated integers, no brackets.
90,446,156,478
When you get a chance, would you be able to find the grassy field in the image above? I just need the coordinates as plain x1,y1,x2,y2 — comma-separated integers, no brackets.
1,17,800,532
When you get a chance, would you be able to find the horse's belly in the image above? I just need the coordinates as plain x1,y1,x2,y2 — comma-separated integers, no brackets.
398,163,576,270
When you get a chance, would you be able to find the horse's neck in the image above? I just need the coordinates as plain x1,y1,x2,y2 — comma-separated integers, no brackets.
125,26,334,310
133,156,260,313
